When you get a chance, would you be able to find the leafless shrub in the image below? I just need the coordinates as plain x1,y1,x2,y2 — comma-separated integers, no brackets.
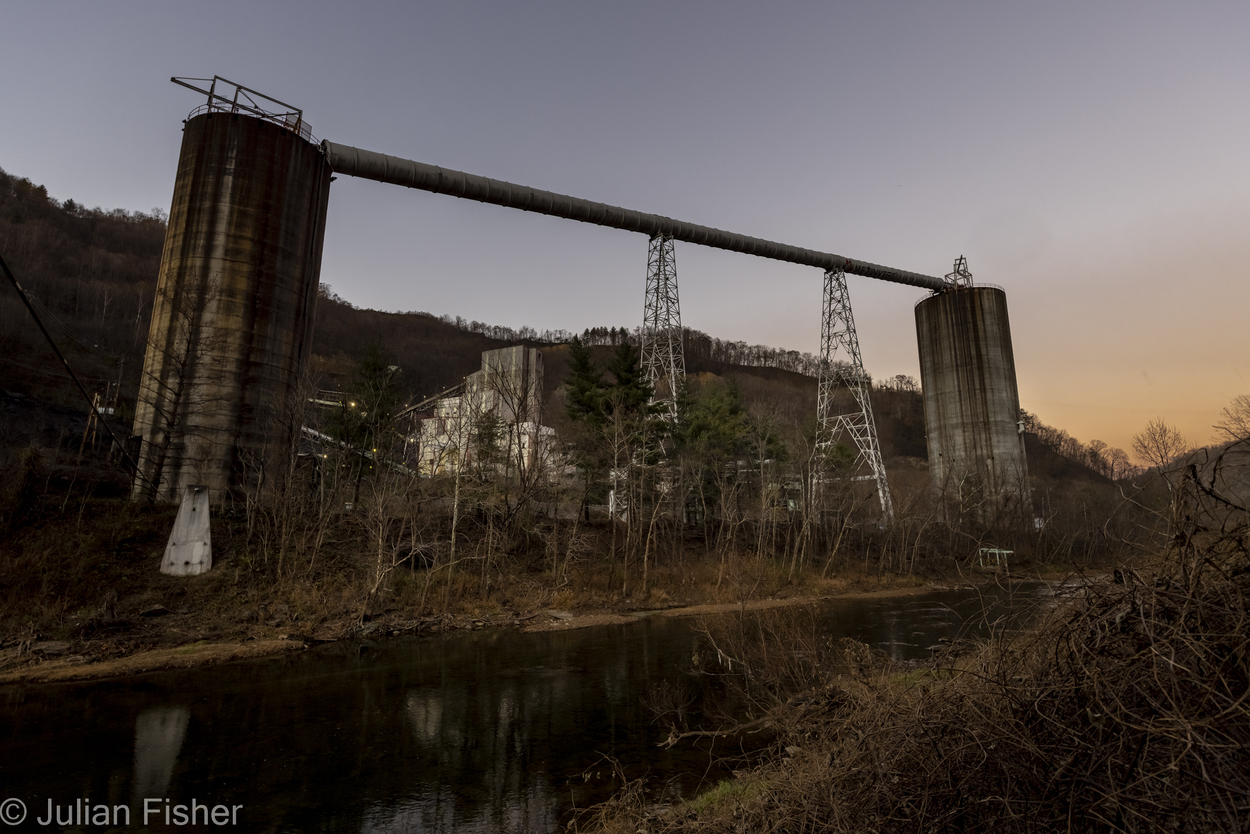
593,446,1250,833
569,757,652,834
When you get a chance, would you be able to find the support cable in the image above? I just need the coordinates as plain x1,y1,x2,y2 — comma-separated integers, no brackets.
0,253,151,492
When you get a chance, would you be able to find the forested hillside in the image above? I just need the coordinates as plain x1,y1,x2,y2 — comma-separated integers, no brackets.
0,168,162,408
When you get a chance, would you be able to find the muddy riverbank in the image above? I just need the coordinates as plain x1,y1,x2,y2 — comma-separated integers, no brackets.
0,578,984,685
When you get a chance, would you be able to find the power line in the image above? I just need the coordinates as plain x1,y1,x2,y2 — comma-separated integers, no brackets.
0,252,152,493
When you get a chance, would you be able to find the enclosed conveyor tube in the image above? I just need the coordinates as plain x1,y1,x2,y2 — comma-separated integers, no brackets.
321,141,946,292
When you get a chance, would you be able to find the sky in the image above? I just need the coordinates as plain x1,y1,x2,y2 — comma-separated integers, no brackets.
3,0,1247,459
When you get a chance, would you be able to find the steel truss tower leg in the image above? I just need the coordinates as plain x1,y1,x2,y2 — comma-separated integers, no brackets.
641,233,685,422
816,268,895,523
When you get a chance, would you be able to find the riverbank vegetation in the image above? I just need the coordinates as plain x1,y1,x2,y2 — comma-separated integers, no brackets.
0,359,1195,680
578,441,1250,833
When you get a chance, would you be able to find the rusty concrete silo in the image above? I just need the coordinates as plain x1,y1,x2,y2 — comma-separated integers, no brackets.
915,286,1031,523
132,108,331,502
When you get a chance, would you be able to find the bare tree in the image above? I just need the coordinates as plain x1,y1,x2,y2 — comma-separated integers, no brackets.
1215,394,1250,443
241,367,348,582
1132,418,1191,471
1108,447,1136,481
1132,418,1192,500
481,349,549,520
1086,439,1109,478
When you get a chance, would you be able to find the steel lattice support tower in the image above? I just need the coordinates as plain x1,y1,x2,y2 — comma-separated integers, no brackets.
641,233,685,421
815,268,895,523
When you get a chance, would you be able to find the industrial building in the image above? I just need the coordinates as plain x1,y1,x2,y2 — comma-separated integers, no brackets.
410,346,550,477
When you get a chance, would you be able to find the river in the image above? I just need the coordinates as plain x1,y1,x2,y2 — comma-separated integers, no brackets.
0,581,1054,833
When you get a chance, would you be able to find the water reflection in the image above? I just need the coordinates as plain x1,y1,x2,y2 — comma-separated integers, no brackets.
0,582,1051,833
133,705,190,801
818,581,1049,661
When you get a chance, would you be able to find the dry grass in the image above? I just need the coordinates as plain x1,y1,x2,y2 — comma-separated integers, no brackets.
582,446,1250,834
587,526,1249,833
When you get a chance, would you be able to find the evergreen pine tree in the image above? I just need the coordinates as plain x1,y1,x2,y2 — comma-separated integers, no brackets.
605,341,651,416
564,336,606,424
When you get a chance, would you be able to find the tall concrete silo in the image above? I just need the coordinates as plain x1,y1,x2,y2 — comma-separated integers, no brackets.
915,286,1031,523
132,108,331,502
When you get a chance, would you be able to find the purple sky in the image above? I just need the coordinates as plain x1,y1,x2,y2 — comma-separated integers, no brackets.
4,1,1247,458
